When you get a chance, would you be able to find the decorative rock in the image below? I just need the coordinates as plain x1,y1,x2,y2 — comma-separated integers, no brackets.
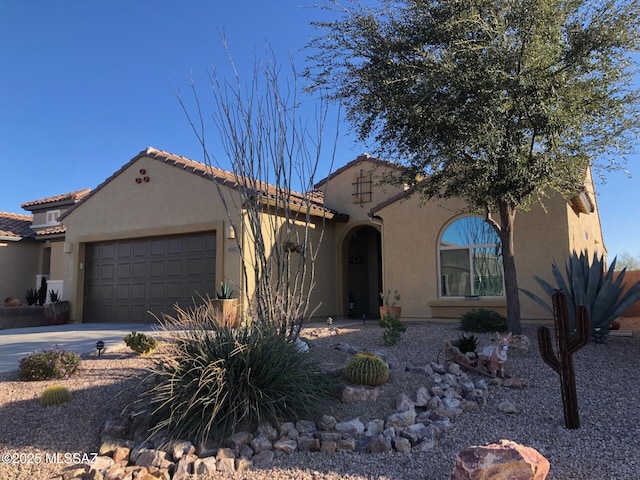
256,423,279,441
103,464,125,480
430,362,447,374
358,434,391,453
341,385,380,403
102,419,129,439
228,431,253,448
413,437,437,452
173,454,196,480
337,438,357,452
415,386,431,407
62,468,86,480
317,414,337,431
498,400,519,414
442,397,462,411
448,363,462,375
474,379,489,391
296,420,317,434
250,435,273,453
279,422,299,439
365,419,385,437
252,449,275,467
395,393,416,412
335,418,365,435
298,436,321,452
239,445,254,459
400,423,428,444
89,455,115,473
451,440,550,480
274,438,298,453
321,440,337,452
112,446,131,464
393,437,412,453
193,457,217,476
319,431,342,442
169,440,194,461
216,448,236,474
504,377,529,389
236,457,253,472
385,410,416,428
135,449,170,470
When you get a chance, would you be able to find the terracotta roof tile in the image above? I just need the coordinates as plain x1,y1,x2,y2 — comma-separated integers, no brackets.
0,212,34,239
61,147,337,221
21,188,91,209
34,225,67,237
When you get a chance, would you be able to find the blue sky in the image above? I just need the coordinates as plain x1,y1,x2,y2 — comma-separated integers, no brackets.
1,1,638,260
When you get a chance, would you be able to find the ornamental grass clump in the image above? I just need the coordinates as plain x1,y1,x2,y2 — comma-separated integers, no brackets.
145,301,336,444
18,347,81,381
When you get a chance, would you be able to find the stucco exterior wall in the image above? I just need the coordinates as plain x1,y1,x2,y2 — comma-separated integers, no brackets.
0,241,41,301
566,169,606,259
62,155,243,322
375,192,580,321
48,239,65,281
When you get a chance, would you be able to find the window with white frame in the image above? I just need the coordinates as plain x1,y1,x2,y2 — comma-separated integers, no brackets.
45,210,61,225
439,216,504,297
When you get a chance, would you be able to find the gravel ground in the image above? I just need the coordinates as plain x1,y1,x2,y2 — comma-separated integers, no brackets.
1,318,639,480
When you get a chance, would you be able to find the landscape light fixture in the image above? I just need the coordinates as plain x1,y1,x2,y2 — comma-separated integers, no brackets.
96,340,105,357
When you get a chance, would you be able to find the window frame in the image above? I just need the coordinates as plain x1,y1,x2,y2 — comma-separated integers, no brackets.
438,216,505,298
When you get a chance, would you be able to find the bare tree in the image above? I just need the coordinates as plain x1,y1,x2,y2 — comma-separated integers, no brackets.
178,47,337,339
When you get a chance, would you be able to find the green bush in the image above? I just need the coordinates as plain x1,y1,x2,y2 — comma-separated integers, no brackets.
377,313,406,346
344,352,390,386
40,385,72,406
123,331,158,354
460,309,507,333
19,348,81,381
146,323,336,444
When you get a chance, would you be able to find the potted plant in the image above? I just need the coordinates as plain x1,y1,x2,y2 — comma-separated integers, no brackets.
43,290,70,325
212,281,238,327
379,289,401,320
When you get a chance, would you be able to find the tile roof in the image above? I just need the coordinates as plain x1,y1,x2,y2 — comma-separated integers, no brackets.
314,153,403,189
21,188,91,209
61,147,338,221
0,212,34,239
34,225,67,237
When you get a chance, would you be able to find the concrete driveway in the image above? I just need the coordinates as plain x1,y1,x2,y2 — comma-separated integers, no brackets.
0,323,159,373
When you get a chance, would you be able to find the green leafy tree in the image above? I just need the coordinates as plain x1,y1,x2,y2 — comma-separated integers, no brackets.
306,0,640,334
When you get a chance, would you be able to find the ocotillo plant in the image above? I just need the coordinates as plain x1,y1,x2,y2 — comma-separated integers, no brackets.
538,290,590,429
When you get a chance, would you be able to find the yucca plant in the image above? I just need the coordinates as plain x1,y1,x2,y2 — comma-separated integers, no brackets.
522,252,640,341
145,305,336,444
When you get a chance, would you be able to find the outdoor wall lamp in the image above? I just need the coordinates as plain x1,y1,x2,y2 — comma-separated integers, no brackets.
96,341,105,357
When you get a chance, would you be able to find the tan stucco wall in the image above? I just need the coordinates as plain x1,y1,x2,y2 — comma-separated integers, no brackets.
566,169,606,259
375,192,584,321
62,155,243,322
48,239,65,280
240,206,337,321
0,241,41,300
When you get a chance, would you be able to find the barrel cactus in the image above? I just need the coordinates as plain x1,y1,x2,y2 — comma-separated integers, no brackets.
344,352,390,386
40,385,72,406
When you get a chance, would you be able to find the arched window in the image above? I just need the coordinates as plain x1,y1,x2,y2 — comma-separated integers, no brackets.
439,216,504,297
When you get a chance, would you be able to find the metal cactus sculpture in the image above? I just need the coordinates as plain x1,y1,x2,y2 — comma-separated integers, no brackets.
538,290,590,429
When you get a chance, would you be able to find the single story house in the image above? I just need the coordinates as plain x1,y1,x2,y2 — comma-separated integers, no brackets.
4,147,605,324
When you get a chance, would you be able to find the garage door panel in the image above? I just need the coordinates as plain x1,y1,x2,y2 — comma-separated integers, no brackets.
84,232,216,323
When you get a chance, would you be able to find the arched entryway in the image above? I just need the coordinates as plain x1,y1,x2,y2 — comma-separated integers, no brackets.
344,225,382,319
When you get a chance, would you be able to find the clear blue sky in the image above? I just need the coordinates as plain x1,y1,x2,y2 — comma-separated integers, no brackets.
1,1,638,261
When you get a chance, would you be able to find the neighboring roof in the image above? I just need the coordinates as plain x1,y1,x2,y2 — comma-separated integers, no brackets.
0,212,34,240
21,188,91,210
61,147,343,221
314,154,403,189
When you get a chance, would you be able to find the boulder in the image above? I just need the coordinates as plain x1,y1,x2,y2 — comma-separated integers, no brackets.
451,440,550,480
341,385,380,403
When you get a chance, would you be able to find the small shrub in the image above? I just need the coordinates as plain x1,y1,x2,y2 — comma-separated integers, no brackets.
19,348,81,381
123,331,158,355
25,289,39,306
40,385,72,406
146,319,335,444
460,309,507,333
456,333,479,354
344,352,390,386
377,312,406,346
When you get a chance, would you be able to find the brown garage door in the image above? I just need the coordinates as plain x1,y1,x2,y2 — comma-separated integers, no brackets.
83,232,216,322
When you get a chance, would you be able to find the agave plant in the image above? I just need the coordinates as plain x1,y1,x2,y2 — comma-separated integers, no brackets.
522,252,640,341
